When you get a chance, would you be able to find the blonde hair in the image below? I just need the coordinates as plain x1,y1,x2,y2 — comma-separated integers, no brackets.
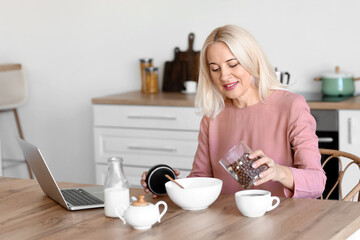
195,25,286,119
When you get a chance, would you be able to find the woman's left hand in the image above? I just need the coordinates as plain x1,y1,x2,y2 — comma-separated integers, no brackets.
249,149,294,190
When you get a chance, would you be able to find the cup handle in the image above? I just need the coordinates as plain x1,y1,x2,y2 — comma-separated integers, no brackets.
155,201,168,223
284,72,290,84
115,204,128,224
267,196,280,212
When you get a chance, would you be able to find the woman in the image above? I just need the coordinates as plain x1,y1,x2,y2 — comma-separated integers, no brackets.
141,25,326,199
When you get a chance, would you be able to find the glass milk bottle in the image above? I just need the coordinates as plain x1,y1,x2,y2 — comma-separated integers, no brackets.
104,157,130,218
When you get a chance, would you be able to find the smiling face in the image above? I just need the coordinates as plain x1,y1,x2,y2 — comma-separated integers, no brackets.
206,41,260,108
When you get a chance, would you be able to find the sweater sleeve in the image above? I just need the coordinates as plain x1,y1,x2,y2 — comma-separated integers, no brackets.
285,96,327,198
188,116,214,177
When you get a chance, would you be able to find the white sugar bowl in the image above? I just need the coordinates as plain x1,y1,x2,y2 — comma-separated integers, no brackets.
115,195,167,230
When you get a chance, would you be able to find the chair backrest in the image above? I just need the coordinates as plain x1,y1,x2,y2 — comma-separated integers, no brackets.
320,148,360,201
0,64,27,110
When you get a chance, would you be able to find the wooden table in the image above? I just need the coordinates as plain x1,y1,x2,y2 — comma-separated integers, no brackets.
1,177,359,240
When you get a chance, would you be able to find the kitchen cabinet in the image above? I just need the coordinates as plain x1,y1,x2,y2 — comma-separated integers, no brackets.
92,91,360,191
93,104,202,187
339,110,360,198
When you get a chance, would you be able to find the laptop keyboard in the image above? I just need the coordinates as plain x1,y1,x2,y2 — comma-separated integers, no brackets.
61,189,103,206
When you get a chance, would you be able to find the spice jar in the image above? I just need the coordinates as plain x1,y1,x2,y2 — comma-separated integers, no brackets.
144,67,159,94
140,59,153,93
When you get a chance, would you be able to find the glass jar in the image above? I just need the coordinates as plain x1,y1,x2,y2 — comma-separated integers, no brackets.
140,59,153,93
104,157,130,218
219,141,267,189
144,67,159,94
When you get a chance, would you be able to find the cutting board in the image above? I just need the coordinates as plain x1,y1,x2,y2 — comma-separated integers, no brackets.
162,47,188,92
179,33,200,82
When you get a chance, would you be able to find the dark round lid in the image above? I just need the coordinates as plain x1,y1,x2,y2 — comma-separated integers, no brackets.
145,164,176,195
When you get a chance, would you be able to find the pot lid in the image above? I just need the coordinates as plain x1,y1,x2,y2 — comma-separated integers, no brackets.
322,66,353,78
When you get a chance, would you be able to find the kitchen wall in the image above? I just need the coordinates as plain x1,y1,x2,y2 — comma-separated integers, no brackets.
1,0,359,183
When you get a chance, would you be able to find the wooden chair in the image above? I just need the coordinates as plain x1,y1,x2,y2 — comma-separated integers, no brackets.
320,148,360,201
0,64,33,178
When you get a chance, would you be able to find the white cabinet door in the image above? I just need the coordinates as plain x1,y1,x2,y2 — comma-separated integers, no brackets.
93,104,201,187
338,110,360,199
339,110,360,155
94,127,198,169
96,163,191,187
95,163,108,186
96,164,148,187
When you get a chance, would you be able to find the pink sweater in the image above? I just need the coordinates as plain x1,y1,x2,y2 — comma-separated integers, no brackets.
189,90,326,198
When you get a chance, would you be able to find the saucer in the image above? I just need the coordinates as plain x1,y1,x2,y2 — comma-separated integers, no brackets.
181,90,196,95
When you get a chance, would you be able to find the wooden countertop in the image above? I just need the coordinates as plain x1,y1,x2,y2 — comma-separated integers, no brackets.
92,91,196,107
1,177,359,240
307,95,360,110
92,91,360,110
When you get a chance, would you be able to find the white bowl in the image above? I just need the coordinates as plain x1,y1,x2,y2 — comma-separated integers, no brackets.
165,177,223,211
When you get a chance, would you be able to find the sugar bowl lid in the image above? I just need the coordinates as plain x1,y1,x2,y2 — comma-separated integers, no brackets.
132,195,148,206
145,164,176,195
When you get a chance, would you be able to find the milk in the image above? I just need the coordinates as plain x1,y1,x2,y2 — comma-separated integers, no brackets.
104,188,130,218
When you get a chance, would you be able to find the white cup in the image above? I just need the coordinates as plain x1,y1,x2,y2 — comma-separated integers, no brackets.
235,190,280,218
183,81,197,93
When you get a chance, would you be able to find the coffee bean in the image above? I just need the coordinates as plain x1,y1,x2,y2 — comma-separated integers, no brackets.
226,152,268,189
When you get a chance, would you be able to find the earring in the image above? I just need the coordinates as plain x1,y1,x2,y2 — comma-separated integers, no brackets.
251,75,255,84
251,75,258,87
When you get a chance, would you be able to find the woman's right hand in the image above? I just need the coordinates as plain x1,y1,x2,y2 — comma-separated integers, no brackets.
140,169,181,199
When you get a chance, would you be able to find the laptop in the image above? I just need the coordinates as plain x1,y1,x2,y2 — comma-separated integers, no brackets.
17,138,104,211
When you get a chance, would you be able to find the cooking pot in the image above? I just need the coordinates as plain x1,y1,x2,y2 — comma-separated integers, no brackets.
315,66,360,96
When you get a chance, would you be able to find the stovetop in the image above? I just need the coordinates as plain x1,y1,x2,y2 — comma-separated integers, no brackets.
297,92,356,102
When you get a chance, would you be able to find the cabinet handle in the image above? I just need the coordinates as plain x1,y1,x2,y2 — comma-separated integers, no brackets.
318,137,333,143
127,115,177,121
128,146,177,152
348,117,352,144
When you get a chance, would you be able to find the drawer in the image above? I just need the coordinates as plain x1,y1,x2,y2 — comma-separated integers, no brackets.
93,105,202,130
96,164,191,187
94,127,198,169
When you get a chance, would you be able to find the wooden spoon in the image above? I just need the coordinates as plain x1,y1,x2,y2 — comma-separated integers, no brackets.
165,174,184,189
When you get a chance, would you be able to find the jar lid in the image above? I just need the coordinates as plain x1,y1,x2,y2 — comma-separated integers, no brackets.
140,58,153,63
144,67,158,72
145,164,176,195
